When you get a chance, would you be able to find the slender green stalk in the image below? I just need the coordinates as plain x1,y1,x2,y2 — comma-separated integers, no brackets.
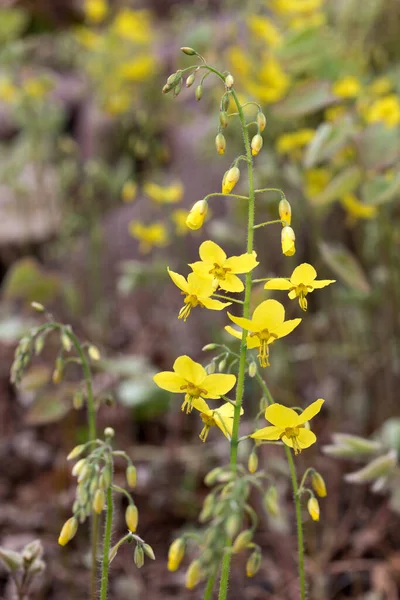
286,448,306,600
212,293,244,305
218,552,232,600
253,219,287,229
100,487,114,600
204,571,217,600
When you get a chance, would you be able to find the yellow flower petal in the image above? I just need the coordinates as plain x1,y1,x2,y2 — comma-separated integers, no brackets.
189,262,214,279
252,299,285,330
173,355,206,386
213,412,234,439
203,374,236,398
224,251,259,274
288,289,297,300
311,279,336,289
224,325,243,341
168,268,188,293
290,263,317,286
201,298,231,311
187,273,215,297
191,397,211,413
297,428,317,449
250,425,282,440
264,278,292,291
199,240,226,265
219,273,244,293
153,371,186,393
214,402,240,417
265,403,299,428
297,399,324,425
228,312,258,333
272,318,302,339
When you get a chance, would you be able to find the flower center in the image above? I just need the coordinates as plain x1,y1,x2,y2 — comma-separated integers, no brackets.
282,425,303,454
292,284,313,311
179,382,208,413
209,263,231,281
178,293,203,321
199,412,216,442
250,329,278,368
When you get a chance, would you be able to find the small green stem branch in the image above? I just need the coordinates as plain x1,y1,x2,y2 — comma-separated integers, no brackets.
100,487,114,600
254,219,287,229
286,448,306,600
254,188,286,197
204,571,217,600
212,293,244,305
218,552,232,600
204,192,249,202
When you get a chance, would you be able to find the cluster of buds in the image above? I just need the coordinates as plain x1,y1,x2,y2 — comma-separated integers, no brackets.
297,468,328,522
278,197,296,256
0,540,45,599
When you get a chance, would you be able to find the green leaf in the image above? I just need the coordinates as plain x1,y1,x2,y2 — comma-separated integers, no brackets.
361,173,400,205
319,242,370,293
357,124,400,170
304,118,355,168
273,81,335,119
311,166,361,207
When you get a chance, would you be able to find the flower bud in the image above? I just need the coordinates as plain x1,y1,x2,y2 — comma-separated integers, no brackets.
52,357,64,384
263,486,279,517
225,74,234,88
344,451,397,484
185,559,202,589
180,46,196,55
99,466,112,489
104,427,114,439
307,497,320,521
206,361,216,375
281,226,296,256
248,361,257,378
279,198,292,226
248,451,258,474
251,134,263,156
173,80,182,97
222,166,240,194
0,548,23,571
67,444,85,460
219,111,228,128
311,472,327,498
134,544,144,568
195,85,203,101
225,514,240,538
246,551,261,577
204,466,223,486
215,133,226,155
126,465,137,489
257,112,266,132
72,458,86,477
31,301,45,312
202,343,218,351
93,489,105,514
218,357,227,372
126,504,138,532
22,540,43,563
73,390,84,410
186,200,208,230
34,335,45,355
233,530,253,553
199,493,215,522
186,73,195,88
88,345,101,361
168,538,185,572
61,333,72,352
58,517,78,546
142,543,155,560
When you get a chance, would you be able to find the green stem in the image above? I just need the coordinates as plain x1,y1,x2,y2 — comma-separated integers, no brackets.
204,192,249,202
218,552,231,600
100,487,113,600
204,571,217,600
254,188,285,197
286,448,306,600
212,293,244,305
254,219,287,229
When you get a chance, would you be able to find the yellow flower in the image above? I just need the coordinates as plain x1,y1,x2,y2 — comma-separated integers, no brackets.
281,226,296,256
23,78,49,99
273,0,323,14
121,180,137,203
0,78,17,103
103,92,131,116
340,193,378,223
168,539,185,572
365,95,400,128
307,497,320,521
226,47,252,78
226,299,301,367
264,263,335,311
153,355,236,413
289,12,326,29
117,56,155,82
186,200,208,230
74,26,101,49
250,398,324,453
58,517,78,546
129,221,169,253
246,15,282,47
304,167,332,199
191,399,243,442
84,0,108,23
112,9,153,44
143,181,183,204
171,209,190,235
279,198,292,226
332,76,361,99
189,241,259,293
277,129,315,156
324,105,346,122
168,269,231,321
368,77,392,97
256,57,289,103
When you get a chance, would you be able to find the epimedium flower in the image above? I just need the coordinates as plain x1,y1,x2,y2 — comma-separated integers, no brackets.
129,221,169,253
226,299,301,367
143,181,183,204
250,399,324,454
189,241,259,293
153,355,236,413
191,398,243,442
168,269,231,321
264,263,336,311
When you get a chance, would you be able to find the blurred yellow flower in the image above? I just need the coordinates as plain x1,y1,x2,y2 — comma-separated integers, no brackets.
365,95,400,128
192,399,243,442
74,26,101,49
332,76,361,99
168,269,231,321
253,56,289,103
0,78,17,103
304,168,331,199
190,241,259,293
171,209,190,235
117,56,155,82
104,92,131,115
250,398,324,454
84,0,108,23
273,0,323,14
112,9,153,44
289,12,326,29
153,355,236,413
129,221,169,253
369,77,392,97
121,180,137,203
324,105,346,122
277,129,315,156
246,15,282,47
264,263,335,311
143,181,183,204
23,79,49,99
226,47,252,79
226,299,301,367
340,193,378,223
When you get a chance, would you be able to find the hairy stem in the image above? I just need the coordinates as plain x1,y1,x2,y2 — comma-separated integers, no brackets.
100,487,113,600
204,571,217,600
286,448,306,600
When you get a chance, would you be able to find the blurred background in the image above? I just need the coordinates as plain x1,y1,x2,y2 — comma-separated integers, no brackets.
0,0,400,598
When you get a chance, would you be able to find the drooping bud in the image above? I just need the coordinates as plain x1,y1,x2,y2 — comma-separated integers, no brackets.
52,357,64,384
218,357,227,372
251,134,263,156
186,73,195,88
186,200,208,230
219,111,228,129
99,466,112,489
58,517,78,546
88,345,101,361
67,444,85,461
185,559,202,589
180,47,196,56
233,530,253,553
278,198,292,226
93,489,105,514
168,538,185,572
225,514,240,538
257,112,266,132
263,486,279,517
204,466,223,486
126,504,139,532
162,72,182,94
246,551,261,577
61,333,72,352
72,458,86,477
281,226,296,256
307,497,320,521
225,74,234,88
73,390,84,410
202,343,218,351
199,493,215,522
22,540,43,563
248,451,258,474
134,544,144,568
311,472,327,498
0,548,23,571
248,361,257,378
142,543,155,560
195,85,203,101
31,302,45,312
222,166,240,194
215,133,226,155
126,465,137,489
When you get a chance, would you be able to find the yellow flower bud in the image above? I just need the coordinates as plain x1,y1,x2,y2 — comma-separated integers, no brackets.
225,74,234,88
121,180,137,203
307,497,320,521
186,200,208,230
168,538,185,572
67,444,85,460
104,427,114,438
186,73,195,88
281,226,296,256
61,333,72,352
180,47,196,56
246,551,261,577
93,489,105,514
215,133,226,155
73,390,84,410
263,486,280,517
311,472,327,498
257,112,266,132
248,361,257,378
232,530,253,553
279,198,292,226
142,543,155,560
225,514,240,538
31,301,45,312
195,85,203,101
72,458,86,477
251,134,263,156
126,465,137,489
219,111,228,128
58,517,78,546
222,166,240,194
248,451,258,474
185,559,202,589
126,504,138,532
88,345,101,361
